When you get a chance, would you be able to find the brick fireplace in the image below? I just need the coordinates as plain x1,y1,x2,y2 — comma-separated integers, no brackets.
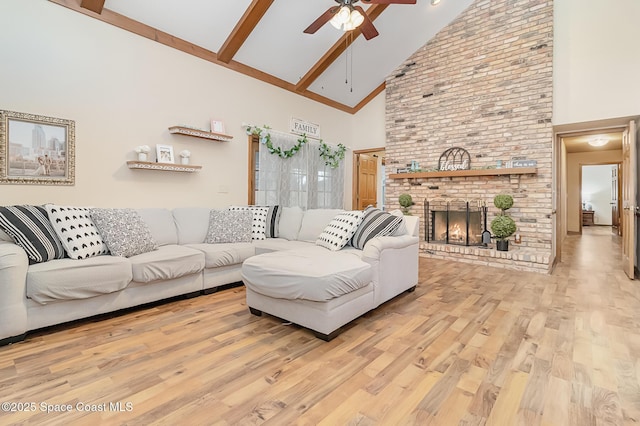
385,0,554,273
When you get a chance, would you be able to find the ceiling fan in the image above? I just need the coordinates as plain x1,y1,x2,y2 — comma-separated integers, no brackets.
304,0,417,40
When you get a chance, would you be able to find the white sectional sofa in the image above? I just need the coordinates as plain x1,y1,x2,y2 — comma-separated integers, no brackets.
0,206,419,345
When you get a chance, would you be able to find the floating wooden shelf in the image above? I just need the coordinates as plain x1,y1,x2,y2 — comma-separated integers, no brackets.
126,161,202,173
389,167,537,179
168,126,233,142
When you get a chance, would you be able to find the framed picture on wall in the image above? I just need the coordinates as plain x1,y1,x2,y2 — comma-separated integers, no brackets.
156,144,175,164
0,109,75,186
210,119,225,134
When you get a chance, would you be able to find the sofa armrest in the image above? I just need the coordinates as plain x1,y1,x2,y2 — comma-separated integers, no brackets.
0,241,29,342
360,235,419,307
361,235,419,260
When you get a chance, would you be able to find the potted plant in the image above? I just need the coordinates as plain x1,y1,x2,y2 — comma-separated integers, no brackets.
490,194,516,251
399,193,414,215
135,145,150,162
180,150,191,165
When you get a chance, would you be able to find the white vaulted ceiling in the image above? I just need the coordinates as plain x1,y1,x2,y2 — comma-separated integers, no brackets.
51,0,474,113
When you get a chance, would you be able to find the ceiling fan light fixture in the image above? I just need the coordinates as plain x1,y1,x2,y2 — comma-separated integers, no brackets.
350,9,364,28
330,6,351,29
588,137,609,147
330,6,364,32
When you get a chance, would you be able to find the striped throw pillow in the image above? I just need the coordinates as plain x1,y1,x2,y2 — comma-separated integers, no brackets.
0,205,65,263
265,205,281,238
350,207,403,250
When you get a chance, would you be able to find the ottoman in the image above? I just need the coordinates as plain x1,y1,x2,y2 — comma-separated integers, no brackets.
241,246,374,341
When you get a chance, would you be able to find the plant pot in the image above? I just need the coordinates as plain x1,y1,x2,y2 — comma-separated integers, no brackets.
181,157,190,165
496,239,509,251
137,152,148,162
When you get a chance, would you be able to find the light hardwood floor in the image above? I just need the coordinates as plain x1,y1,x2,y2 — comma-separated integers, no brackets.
1,226,638,425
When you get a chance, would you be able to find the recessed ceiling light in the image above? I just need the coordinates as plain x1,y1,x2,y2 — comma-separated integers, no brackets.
588,137,609,147
431,0,441,5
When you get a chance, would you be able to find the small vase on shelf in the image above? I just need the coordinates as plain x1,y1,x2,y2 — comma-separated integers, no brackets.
138,153,148,162
180,150,191,166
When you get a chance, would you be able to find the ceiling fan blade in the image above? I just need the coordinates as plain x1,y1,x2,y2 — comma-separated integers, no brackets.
354,6,379,40
304,7,339,34
361,0,417,4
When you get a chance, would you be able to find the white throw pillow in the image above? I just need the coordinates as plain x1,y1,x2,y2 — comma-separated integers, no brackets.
298,209,344,242
228,206,269,240
278,206,304,241
316,210,364,251
45,204,109,260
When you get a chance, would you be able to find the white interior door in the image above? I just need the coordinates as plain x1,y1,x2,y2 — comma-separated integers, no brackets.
622,120,636,279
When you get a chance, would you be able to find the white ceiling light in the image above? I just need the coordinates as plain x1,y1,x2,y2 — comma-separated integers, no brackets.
431,0,441,5
588,137,609,147
330,5,364,31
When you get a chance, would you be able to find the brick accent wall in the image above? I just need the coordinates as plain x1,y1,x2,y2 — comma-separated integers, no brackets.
386,0,554,272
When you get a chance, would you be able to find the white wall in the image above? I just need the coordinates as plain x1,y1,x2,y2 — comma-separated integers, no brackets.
582,165,614,225
566,150,622,232
554,0,640,125
0,0,363,209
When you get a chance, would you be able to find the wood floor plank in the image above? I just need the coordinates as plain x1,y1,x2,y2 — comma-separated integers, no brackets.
0,226,637,425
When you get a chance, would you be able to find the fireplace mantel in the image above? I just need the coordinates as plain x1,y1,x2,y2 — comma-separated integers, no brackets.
389,167,537,179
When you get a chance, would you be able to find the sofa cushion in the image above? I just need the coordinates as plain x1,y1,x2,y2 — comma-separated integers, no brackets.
297,209,344,242
187,242,255,268
350,207,403,249
0,205,65,264
229,206,269,240
316,210,364,251
173,207,211,244
91,208,158,257
205,209,252,243
45,204,109,259
27,255,132,304
242,246,372,302
279,206,304,241
128,245,205,283
252,238,314,255
137,208,178,246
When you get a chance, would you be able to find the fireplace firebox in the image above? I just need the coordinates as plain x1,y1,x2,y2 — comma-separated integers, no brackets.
424,200,487,246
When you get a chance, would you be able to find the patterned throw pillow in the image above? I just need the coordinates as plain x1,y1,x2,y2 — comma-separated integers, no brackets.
45,204,109,260
265,205,281,238
389,209,409,236
205,209,252,243
0,205,65,263
90,208,157,257
350,207,403,250
316,210,364,251
228,206,269,240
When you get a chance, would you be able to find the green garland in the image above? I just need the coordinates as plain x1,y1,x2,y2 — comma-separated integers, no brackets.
246,125,307,159
246,125,346,168
319,141,346,169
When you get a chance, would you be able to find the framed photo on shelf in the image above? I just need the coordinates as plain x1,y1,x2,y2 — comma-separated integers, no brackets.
156,144,175,164
0,109,75,186
210,119,225,134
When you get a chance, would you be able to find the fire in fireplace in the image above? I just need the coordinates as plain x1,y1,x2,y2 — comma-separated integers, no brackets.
424,200,486,246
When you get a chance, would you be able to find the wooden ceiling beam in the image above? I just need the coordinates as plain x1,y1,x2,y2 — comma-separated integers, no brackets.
80,0,105,14
295,4,388,93
48,0,360,114
218,0,275,64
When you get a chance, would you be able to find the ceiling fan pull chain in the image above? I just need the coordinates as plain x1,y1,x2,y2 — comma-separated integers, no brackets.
350,34,354,93
345,37,349,85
